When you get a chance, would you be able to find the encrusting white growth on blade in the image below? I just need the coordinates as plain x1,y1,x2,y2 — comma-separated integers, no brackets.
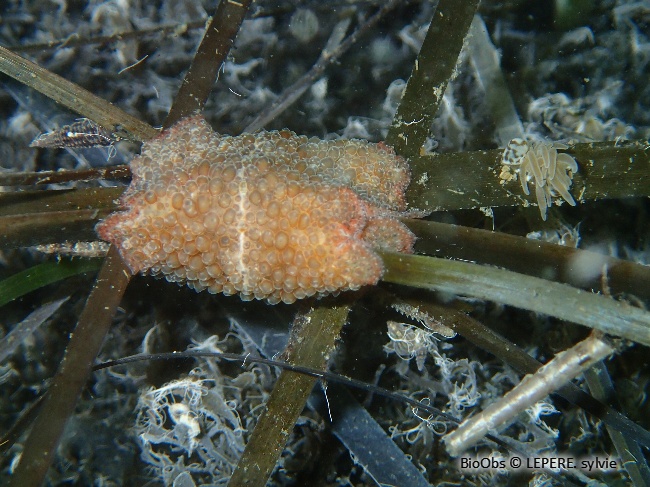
33,241,110,258
443,334,615,457
501,138,579,220
392,301,456,338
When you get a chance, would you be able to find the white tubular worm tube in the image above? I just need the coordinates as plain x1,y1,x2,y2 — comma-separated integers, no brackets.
444,334,615,457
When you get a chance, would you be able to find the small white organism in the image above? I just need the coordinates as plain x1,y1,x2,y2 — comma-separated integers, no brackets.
134,371,247,485
502,138,579,220
384,321,438,371
526,222,581,248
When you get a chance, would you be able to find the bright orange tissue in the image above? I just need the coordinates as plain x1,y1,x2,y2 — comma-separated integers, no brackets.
96,116,415,304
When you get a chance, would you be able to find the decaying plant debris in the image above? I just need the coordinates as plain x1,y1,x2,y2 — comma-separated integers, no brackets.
1,1,650,486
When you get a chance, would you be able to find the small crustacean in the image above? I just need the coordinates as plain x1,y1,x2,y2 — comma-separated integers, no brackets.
96,115,418,304
30,118,119,149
